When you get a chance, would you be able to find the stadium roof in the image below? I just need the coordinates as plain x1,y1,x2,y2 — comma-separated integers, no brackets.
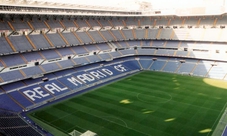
0,0,227,16
36,0,226,9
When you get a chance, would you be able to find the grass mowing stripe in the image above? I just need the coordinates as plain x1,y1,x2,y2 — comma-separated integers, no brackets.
28,71,227,136
68,96,147,124
63,104,150,136
31,113,69,134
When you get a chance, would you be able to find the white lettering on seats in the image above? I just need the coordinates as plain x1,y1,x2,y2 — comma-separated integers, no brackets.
44,83,68,94
102,68,113,75
114,65,127,72
67,76,83,86
23,87,50,101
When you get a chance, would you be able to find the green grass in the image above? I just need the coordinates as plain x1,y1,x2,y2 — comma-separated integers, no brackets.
28,71,227,136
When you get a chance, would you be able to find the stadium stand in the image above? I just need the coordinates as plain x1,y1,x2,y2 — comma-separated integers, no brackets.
28,34,51,49
0,6,227,135
0,109,42,136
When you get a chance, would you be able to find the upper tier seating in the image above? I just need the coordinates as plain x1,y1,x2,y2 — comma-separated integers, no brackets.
137,49,156,55
1,81,25,92
84,44,99,52
22,66,43,77
116,41,129,48
75,19,89,27
62,19,77,28
21,52,43,62
111,30,124,40
135,29,145,39
76,32,93,43
89,31,105,42
58,60,75,69
56,47,74,56
8,36,33,51
30,18,47,29
40,49,61,59
122,29,134,39
111,18,124,26
28,35,51,49
1,54,26,67
140,17,152,26
125,18,138,26
87,19,100,27
127,41,141,47
46,20,62,29
0,20,11,31
10,18,30,30
100,31,116,41
68,46,88,55
46,33,66,47
0,70,24,82
96,43,111,50
62,32,81,45
147,29,159,39
0,37,13,54
99,19,111,27
99,53,112,60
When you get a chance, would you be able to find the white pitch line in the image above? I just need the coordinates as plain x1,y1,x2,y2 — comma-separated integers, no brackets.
75,108,151,136
137,91,172,104
100,116,128,127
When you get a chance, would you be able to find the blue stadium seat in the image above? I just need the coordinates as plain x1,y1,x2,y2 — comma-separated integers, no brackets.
57,75,86,90
22,52,43,62
0,95,22,111
86,55,101,63
96,43,111,50
163,61,181,72
0,70,24,82
150,60,166,71
71,46,88,55
85,44,99,52
99,53,112,60
19,85,53,103
9,91,34,107
177,63,196,74
62,32,81,45
73,57,90,65
29,35,51,49
46,33,66,47
40,50,61,60
1,54,26,67
1,81,25,92
39,80,71,96
8,36,33,52
58,60,75,69
139,59,153,69
41,63,61,73
0,37,13,54
22,66,44,77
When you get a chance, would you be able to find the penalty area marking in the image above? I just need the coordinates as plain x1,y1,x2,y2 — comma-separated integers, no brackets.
137,91,172,104
100,116,128,128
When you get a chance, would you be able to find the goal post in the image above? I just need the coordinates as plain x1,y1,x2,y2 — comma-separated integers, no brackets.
69,130,97,136
68,129,82,136
80,130,97,136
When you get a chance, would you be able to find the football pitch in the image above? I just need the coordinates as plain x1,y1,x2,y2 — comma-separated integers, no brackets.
28,71,227,136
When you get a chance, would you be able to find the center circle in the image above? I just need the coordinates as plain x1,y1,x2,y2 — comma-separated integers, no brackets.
137,91,172,103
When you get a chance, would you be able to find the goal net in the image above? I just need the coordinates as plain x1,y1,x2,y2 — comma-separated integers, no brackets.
69,130,97,136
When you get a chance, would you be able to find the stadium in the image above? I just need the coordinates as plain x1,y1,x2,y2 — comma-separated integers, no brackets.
0,0,227,135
